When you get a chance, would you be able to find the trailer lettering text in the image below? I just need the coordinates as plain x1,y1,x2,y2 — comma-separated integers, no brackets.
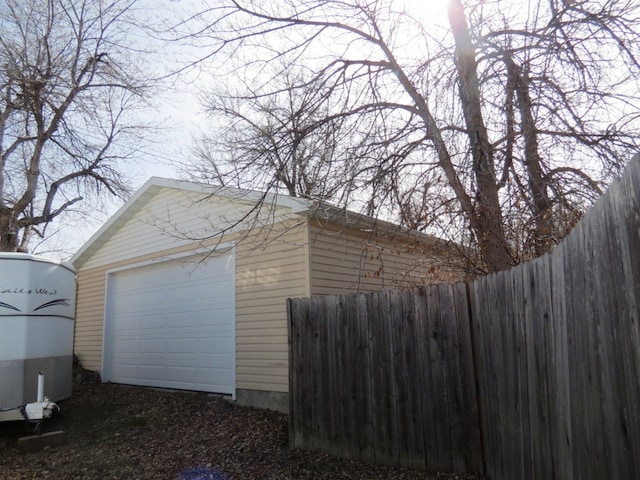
0,287,58,295
34,288,57,295
1,288,32,294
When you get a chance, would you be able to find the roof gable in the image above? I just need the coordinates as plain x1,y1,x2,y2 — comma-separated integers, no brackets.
71,177,313,269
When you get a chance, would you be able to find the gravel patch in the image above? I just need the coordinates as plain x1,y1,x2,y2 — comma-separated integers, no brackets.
0,383,484,479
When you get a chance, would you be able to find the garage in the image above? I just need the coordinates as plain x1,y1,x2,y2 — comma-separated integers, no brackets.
72,177,460,411
102,250,236,396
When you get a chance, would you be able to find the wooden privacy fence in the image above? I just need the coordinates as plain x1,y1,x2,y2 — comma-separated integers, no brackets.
288,155,640,479
287,285,483,473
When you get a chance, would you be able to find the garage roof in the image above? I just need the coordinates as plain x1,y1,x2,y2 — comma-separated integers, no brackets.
71,176,447,270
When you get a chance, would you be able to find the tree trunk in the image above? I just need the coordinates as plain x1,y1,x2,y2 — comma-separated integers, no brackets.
0,210,19,252
448,0,512,272
505,56,555,256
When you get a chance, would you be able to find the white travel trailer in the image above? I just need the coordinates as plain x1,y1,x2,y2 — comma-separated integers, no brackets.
0,253,76,427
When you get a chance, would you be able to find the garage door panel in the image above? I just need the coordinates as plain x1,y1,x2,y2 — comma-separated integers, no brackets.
113,339,138,354
112,363,137,379
162,327,234,339
161,355,197,367
196,368,234,384
113,314,138,329
167,338,197,353
166,367,199,384
139,339,165,353
162,303,234,317
196,357,234,370
198,337,233,354
105,252,236,395
111,298,139,312
139,315,165,330
139,365,165,380
165,313,204,328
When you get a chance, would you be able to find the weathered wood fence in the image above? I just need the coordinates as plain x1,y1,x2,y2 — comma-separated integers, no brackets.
287,155,640,479
287,285,483,473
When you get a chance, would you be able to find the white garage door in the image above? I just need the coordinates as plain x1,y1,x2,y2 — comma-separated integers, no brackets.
104,251,235,396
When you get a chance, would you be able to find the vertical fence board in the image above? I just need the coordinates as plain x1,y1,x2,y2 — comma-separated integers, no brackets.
400,287,427,471
372,289,400,465
295,297,312,449
580,210,610,478
439,284,458,472
346,293,373,462
413,286,435,470
533,257,555,479
389,289,412,468
468,276,493,477
537,254,559,479
356,292,376,463
287,298,301,448
419,285,441,468
428,284,454,471
566,219,592,479
405,287,427,471
452,282,483,472
524,262,539,480
517,265,533,479
308,296,322,452
324,295,342,458
338,294,356,460
523,262,539,479
299,297,312,449
440,283,479,472
366,290,386,465
550,243,573,480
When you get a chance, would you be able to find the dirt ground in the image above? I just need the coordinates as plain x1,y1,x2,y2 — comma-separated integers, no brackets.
0,383,484,480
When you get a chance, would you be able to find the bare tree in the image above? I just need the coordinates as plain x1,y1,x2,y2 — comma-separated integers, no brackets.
183,0,640,272
0,0,153,252
188,68,366,206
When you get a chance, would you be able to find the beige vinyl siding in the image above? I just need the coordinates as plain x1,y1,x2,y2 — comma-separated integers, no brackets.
309,221,463,296
234,220,309,392
74,266,107,371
